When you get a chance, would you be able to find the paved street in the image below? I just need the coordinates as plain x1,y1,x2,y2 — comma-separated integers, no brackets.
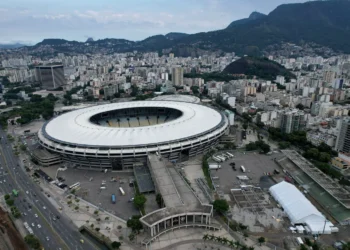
0,127,98,250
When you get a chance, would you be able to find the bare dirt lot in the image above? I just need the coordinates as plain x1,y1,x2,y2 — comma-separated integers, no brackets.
0,207,27,250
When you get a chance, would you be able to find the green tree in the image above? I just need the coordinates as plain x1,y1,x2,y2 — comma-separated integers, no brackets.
278,141,291,149
111,241,122,249
130,85,139,97
156,193,162,208
213,199,229,214
127,215,143,233
4,194,10,200
6,199,14,206
319,152,331,162
306,148,319,159
24,235,41,249
19,144,27,151
296,103,305,110
94,210,99,215
258,237,266,245
242,123,248,130
300,245,308,250
133,194,147,210
246,142,258,151
259,142,270,153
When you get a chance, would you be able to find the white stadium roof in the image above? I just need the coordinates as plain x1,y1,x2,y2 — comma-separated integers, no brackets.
152,95,201,103
269,181,336,234
43,101,225,147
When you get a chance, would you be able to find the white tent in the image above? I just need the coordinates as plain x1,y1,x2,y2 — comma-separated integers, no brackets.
269,181,337,234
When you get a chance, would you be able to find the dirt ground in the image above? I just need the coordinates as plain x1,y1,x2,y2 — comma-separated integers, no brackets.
0,207,27,250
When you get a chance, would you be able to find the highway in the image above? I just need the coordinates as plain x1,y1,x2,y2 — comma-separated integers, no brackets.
0,127,97,250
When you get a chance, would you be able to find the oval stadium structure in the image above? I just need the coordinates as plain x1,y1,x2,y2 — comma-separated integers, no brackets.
38,101,228,170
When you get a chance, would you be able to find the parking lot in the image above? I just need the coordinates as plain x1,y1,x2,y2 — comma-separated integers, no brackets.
210,151,284,194
55,168,139,220
209,151,287,232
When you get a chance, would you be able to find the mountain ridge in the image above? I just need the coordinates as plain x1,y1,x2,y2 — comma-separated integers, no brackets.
9,0,350,56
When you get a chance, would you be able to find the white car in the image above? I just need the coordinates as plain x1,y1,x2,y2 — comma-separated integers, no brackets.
37,224,41,229
3,180,5,183
34,214,38,218
43,206,46,210
26,191,29,194
46,236,49,241
31,223,35,227
0,181,2,184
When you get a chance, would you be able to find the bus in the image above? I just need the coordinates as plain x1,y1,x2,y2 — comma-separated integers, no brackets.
69,182,80,190
111,194,116,204
12,189,19,197
119,187,125,196
226,152,234,158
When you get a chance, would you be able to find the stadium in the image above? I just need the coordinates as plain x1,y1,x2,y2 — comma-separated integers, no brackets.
38,101,229,170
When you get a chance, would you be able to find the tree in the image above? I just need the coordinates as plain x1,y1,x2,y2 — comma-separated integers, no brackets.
156,193,162,208
6,199,14,206
213,199,229,214
246,142,258,151
4,194,10,200
203,234,210,241
24,235,41,249
258,237,266,245
130,85,139,97
111,241,122,249
259,142,270,154
243,123,248,130
300,244,308,250
133,194,147,210
94,210,99,215
319,152,331,162
127,215,143,233
20,144,27,151
278,141,291,149
306,148,319,159
296,103,305,110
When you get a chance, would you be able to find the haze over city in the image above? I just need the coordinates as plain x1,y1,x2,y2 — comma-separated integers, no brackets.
0,0,305,44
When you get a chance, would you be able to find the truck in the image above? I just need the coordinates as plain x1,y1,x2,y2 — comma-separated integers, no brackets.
209,164,221,170
222,153,231,159
213,156,222,162
226,152,234,158
240,165,246,173
217,156,225,162
119,187,125,195
111,194,116,204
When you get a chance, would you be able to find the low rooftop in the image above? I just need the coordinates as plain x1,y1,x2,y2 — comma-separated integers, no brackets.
140,154,212,226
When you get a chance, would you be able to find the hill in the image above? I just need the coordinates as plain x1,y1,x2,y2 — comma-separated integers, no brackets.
226,11,266,28
21,0,350,56
222,57,295,81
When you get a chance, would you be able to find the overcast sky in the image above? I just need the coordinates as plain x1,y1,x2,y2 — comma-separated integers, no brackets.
0,0,305,44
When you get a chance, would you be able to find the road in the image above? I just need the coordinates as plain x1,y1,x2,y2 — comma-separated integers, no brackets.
0,127,98,250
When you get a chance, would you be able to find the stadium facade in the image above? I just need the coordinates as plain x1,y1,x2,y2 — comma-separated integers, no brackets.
38,101,229,170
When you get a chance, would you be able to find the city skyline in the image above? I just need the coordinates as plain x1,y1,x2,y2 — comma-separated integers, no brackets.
0,0,304,45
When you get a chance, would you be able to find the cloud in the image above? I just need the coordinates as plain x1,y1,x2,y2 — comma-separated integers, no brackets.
0,0,305,44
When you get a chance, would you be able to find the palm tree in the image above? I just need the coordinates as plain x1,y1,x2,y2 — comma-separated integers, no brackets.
228,240,235,249
216,236,223,243
221,237,229,245
234,241,241,249
209,235,216,241
203,234,210,241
